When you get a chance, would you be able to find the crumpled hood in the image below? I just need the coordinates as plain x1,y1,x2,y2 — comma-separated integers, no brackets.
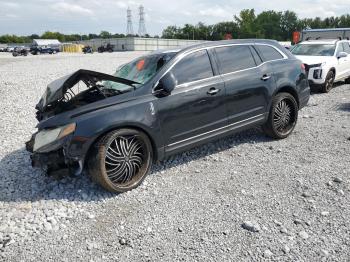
36,69,139,112
295,55,335,66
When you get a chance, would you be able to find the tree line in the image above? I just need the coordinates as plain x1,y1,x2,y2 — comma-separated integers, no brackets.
162,9,350,41
1,9,350,44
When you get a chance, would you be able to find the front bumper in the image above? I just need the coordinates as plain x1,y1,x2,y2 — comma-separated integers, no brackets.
26,133,83,176
306,66,326,85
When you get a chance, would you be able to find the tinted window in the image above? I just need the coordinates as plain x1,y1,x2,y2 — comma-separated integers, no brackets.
342,43,350,53
256,45,284,61
172,50,213,85
214,45,256,74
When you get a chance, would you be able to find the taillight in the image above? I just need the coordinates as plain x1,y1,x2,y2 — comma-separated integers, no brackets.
301,63,306,71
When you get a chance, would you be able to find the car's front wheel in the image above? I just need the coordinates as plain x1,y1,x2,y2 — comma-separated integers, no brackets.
88,128,153,193
321,71,335,93
263,92,298,139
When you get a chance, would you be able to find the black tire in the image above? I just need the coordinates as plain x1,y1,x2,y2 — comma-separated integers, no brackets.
88,128,153,193
321,71,335,93
345,77,350,84
263,92,298,139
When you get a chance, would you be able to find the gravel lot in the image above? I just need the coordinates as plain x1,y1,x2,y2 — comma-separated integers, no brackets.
0,52,349,261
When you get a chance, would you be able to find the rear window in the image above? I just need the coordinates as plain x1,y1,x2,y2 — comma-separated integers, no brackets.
214,45,256,74
256,45,284,61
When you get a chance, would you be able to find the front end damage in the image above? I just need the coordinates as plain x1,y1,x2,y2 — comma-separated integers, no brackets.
25,125,83,177
26,69,138,177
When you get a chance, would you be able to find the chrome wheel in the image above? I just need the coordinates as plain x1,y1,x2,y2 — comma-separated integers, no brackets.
105,135,144,185
274,100,291,131
272,97,297,136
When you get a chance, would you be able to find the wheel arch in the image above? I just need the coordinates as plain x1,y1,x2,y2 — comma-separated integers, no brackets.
84,124,159,168
328,67,336,77
273,86,300,108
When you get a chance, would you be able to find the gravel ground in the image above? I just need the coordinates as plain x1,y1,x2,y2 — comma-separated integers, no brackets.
0,52,349,261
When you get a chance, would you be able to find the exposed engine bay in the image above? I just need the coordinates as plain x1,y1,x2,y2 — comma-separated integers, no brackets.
35,69,139,121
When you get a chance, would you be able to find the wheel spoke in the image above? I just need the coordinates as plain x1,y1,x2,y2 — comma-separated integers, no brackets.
104,134,146,186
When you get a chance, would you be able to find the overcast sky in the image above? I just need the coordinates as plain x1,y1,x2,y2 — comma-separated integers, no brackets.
0,0,349,36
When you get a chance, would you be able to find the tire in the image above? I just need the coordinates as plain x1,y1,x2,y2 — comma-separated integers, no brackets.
88,128,153,193
345,77,350,84
263,92,298,139
321,71,335,93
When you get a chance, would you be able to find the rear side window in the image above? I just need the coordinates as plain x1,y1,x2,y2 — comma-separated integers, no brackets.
214,45,256,74
342,42,350,53
256,45,283,61
172,50,213,85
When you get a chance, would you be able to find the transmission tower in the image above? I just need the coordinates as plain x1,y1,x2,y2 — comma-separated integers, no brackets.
126,7,134,36
138,5,147,36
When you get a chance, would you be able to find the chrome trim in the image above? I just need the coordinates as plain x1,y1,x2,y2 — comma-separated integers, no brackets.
167,113,266,148
153,43,288,91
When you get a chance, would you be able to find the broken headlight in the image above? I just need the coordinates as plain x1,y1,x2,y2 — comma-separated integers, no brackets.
33,123,76,152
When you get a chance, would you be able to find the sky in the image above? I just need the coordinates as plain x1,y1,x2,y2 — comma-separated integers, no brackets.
0,0,349,36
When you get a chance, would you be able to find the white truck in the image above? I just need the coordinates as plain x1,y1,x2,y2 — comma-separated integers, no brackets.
291,28,350,93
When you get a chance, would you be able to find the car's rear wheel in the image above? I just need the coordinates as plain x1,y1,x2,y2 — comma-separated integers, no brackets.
263,92,298,139
88,128,153,193
321,71,335,93
345,77,350,84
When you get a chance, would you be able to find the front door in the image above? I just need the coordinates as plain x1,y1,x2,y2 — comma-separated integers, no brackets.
156,49,227,154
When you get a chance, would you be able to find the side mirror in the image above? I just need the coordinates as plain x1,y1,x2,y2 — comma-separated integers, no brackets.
153,72,177,97
337,51,348,59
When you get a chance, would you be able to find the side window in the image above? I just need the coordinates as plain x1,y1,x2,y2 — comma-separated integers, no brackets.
342,43,350,53
172,50,213,85
255,45,284,61
214,45,256,74
337,43,344,54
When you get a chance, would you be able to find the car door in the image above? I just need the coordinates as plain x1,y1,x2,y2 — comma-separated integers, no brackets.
213,44,276,125
336,43,348,79
341,42,350,78
156,49,227,153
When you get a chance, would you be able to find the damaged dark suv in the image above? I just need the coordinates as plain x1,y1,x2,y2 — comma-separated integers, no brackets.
26,39,310,193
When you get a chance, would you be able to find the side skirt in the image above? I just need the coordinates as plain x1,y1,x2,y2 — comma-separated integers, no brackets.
164,113,267,157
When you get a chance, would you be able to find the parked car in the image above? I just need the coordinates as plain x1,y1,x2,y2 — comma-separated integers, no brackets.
12,47,29,57
26,39,310,193
0,47,5,52
31,45,59,55
5,46,15,52
82,45,94,54
291,39,350,92
97,43,114,53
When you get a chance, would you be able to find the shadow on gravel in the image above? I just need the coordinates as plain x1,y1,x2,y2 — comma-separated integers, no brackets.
0,128,271,203
310,82,343,94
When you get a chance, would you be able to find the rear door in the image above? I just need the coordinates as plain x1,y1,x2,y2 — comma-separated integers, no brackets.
341,42,350,78
157,49,227,153
214,44,276,125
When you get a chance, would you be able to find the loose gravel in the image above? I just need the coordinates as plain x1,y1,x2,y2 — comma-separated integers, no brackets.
0,52,349,261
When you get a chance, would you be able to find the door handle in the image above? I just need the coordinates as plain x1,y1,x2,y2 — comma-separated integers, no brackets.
261,74,271,81
207,87,220,95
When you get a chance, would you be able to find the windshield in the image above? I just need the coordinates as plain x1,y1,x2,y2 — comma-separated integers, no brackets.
291,44,335,56
103,52,177,92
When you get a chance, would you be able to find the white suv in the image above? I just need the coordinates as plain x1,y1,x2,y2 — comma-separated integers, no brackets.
291,39,350,93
